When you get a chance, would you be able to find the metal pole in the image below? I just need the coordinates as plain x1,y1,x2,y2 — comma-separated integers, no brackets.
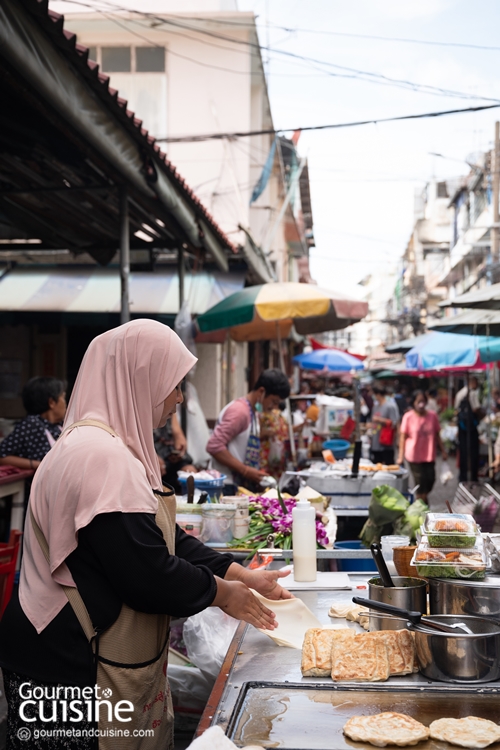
178,246,187,435
178,246,185,308
492,121,500,265
276,322,296,462
120,187,130,324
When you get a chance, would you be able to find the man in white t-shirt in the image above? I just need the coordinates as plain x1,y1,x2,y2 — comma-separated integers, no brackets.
207,369,290,489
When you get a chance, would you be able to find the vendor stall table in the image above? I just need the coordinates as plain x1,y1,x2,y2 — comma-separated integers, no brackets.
197,582,500,750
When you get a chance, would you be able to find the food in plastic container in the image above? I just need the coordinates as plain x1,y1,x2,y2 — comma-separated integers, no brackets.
423,512,479,548
200,503,235,544
176,513,202,538
412,542,486,579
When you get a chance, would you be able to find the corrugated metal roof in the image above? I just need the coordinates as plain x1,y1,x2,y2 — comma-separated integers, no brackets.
0,267,245,314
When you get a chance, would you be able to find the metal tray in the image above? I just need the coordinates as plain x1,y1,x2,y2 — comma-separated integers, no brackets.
226,681,500,749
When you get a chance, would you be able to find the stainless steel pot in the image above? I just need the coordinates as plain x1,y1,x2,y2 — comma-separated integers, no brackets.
409,614,500,683
367,576,427,631
429,576,500,621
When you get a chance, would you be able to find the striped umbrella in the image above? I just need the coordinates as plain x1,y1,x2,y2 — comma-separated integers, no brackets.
196,282,368,341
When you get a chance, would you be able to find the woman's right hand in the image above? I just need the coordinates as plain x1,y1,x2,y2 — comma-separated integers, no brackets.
212,577,278,630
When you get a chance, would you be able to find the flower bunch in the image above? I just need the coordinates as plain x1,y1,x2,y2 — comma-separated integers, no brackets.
229,494,329,551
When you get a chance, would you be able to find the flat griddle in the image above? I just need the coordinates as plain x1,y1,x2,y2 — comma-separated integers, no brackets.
226,682,500,750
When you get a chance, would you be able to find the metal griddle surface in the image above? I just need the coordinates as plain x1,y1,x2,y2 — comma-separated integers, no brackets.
227,682,500,750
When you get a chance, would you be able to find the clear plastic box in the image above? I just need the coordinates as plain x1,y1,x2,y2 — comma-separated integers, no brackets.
423,512,479,548
411,541,486,579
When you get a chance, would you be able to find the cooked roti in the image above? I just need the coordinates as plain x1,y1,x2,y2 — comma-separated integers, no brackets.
301,628,323,676
369,631,415,675
429,717,500,748
332,633,390,682
301,628,354,677
343,712,430,747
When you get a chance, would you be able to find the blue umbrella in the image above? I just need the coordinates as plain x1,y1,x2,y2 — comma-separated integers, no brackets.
405,332,481,370
293,349,364,372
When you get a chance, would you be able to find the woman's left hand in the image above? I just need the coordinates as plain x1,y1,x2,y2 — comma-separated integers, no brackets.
242,569,294,600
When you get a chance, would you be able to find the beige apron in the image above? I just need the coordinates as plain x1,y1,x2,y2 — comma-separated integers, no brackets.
31,419,176,750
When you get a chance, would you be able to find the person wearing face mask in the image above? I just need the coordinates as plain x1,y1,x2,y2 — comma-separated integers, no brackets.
207,369,290,491
397,390,447,502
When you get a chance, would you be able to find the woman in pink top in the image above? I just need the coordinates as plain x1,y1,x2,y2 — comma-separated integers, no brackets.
397,390,447,502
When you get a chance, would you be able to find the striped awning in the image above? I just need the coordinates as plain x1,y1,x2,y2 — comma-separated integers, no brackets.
0,267,245,315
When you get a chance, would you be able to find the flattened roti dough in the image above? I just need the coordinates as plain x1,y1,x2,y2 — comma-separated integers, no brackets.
343,712,430,747
252,591,322,649
429,717,500,749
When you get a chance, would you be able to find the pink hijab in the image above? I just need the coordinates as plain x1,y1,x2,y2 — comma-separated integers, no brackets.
20,319,197,633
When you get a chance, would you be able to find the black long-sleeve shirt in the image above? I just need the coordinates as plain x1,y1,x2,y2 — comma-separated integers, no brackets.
0,512,234,685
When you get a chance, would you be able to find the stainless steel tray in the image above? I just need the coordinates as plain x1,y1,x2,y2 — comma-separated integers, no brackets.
226,681,500,750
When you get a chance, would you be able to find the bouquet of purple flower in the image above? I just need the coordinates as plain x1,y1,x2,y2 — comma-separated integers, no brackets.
229,493,329,551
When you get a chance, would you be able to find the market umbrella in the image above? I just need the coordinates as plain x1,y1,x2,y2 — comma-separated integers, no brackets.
196,282,368,341
405,331,482,370
293,349,364,372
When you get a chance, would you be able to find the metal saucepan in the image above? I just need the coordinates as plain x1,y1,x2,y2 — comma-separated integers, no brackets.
352,596,471,634
429,576,500,622
409,614,500,684
366,576,427,631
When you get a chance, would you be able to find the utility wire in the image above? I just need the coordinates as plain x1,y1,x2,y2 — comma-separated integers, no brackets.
158,103,500,143
61,0,500,103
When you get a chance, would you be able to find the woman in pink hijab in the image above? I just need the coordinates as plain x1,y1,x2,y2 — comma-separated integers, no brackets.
0,320,290,750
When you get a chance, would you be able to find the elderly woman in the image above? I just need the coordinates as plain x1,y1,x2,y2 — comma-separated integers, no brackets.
0,321,290,750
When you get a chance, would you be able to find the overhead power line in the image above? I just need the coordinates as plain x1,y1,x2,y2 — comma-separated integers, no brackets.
61,0,500,104
157,103,500,143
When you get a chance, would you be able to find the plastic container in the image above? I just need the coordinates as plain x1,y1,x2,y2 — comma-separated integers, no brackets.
335,540,377,572
200,503,235,544
322,439,350,459
423,512,479,548
178,474,227,503
176,513,202,538
412,541,487,579
292,498,317,581
381,534,410,562
175,502,205,515
220,496,249,517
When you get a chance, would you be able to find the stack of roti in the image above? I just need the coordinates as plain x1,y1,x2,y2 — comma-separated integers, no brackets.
301,628,416,681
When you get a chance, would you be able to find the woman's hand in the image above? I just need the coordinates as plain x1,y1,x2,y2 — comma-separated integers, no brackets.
243,466,268,485
212,578,278,630
226,564,293,600
243,569,294,600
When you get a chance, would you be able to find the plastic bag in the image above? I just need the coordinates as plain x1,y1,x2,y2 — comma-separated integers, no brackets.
359,485,408,547
440,461,453,485
167,664,213,711
268,438,284,466
186,381,211,465
183,607,239,681
175,300,197,370
394,499,428,541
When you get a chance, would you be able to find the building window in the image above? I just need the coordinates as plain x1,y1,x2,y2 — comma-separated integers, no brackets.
101,47,131,72
136,47,165,72
87,46,97,62
437,181,448,198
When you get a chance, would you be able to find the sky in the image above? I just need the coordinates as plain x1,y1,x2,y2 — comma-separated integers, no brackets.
49,0,500,298
237,0,500,296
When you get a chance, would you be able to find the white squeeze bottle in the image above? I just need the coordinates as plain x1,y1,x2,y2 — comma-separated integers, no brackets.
292,498,317,581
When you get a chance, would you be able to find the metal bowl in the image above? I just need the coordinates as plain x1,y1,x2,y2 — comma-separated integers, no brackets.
429,577,500,621
409,614,500,683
